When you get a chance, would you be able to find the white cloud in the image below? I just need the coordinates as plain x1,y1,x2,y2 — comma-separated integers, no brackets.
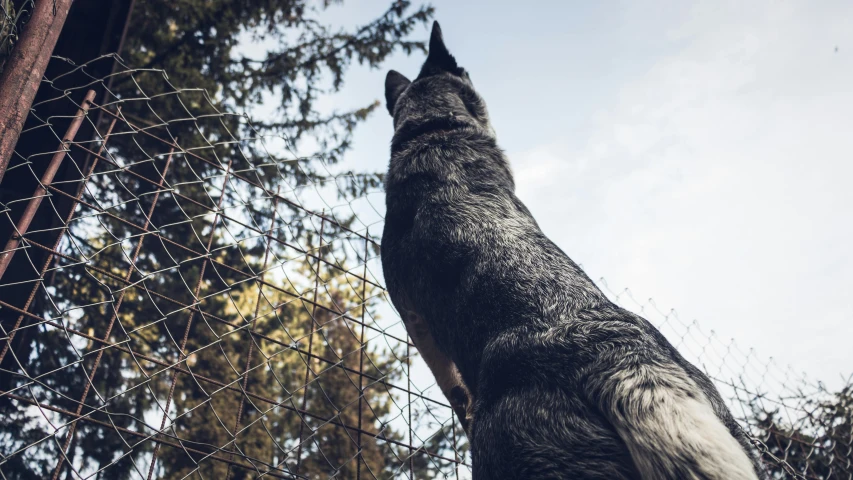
511,0,853,386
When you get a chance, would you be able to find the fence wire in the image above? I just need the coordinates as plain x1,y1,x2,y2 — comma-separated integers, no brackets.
0,54,848,480
600,282,852,479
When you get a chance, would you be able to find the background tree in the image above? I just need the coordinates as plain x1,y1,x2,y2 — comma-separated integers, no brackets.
749,383,853,479
119,0,432,163
0,1,457,478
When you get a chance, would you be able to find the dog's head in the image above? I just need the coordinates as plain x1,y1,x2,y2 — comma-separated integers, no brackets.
385,21,495,142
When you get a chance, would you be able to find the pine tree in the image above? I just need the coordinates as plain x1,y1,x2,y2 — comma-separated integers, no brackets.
749,384,853,478
118,0,432,164
0,1,437,478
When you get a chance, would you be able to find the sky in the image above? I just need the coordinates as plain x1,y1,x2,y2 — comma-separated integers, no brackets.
302,0,853,389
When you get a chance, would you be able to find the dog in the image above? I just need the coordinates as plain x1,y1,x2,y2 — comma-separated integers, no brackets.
381,21,764,479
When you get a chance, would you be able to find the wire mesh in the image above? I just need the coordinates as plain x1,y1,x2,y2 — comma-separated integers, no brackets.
0,54,848,479
600,281,853,479
0,54,465,479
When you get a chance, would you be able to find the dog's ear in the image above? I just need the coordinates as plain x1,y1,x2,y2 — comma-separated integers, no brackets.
423,21,458,73
385,70,411,115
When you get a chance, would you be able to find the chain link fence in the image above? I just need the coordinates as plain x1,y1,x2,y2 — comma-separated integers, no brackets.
0,55,849,479
600,282,852,479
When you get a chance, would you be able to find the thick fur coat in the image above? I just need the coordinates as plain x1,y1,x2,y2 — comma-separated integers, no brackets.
381,22,764,480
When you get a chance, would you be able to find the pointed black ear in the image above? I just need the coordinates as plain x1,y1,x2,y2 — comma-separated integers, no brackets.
423,21,458,73
385,70,411,115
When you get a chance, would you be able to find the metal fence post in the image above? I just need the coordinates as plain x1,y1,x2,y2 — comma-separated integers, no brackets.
0,89,96,279
0,0,75,183
294,213,326,475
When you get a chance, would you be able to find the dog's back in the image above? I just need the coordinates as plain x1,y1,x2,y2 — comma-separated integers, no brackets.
382,22,763,479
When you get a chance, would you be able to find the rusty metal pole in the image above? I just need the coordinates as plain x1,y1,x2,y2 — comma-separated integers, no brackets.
0,89,96,279
51,148,175,480
0,110,113,368
226,187,279,480
0,0,75,183
294,214,326,475
146,161,233,480
356,232,369,480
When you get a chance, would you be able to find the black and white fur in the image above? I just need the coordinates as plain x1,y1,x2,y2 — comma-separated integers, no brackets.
381,21,764,480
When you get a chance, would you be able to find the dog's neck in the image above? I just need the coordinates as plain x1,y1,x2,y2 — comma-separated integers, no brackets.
387,128,514,199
